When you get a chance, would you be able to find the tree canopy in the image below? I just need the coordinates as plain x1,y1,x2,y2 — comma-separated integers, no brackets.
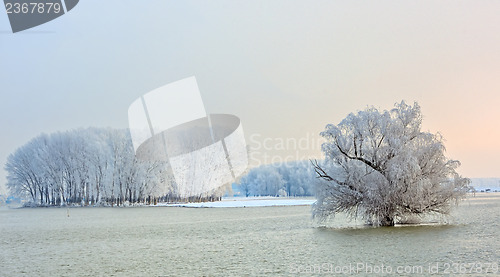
312,101,471,226
4,128,225,206
237,161,316,197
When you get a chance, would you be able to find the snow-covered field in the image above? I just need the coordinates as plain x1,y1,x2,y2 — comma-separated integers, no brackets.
154,191,500,208
155,197,316,208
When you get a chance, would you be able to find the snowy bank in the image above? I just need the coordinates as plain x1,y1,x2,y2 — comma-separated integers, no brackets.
154,197,316,208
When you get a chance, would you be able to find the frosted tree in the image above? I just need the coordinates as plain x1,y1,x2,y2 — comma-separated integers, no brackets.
5,140,43,203
312,101,471,226
238,169,257,197
277,162,316,196
237,161,316,197
254,166,285,196
5,127,173,206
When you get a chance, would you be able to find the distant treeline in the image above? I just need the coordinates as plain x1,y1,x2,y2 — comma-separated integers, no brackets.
4,128,225,207
237,161,316,197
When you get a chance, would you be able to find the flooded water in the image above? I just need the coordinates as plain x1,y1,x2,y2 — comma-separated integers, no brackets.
1,194,499,276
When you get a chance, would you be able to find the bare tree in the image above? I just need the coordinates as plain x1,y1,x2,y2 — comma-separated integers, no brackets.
4,128,174,206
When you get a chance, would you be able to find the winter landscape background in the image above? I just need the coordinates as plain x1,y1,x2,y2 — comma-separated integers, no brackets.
2,1,500,276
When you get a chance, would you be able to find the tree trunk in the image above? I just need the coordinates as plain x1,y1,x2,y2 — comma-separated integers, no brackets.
381,215,395,226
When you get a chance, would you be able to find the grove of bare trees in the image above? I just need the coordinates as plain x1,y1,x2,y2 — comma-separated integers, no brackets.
4,128,223,206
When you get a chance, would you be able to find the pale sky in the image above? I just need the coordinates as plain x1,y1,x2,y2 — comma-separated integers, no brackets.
1,1,500,194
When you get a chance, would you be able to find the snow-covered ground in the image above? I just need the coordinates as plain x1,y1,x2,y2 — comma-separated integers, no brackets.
473,187,500,192
154,197,316,208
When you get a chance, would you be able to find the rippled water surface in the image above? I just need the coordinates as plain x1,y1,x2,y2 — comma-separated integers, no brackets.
1,194,499,276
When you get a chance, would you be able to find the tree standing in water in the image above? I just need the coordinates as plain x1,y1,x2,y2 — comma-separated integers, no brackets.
312,101,470,226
